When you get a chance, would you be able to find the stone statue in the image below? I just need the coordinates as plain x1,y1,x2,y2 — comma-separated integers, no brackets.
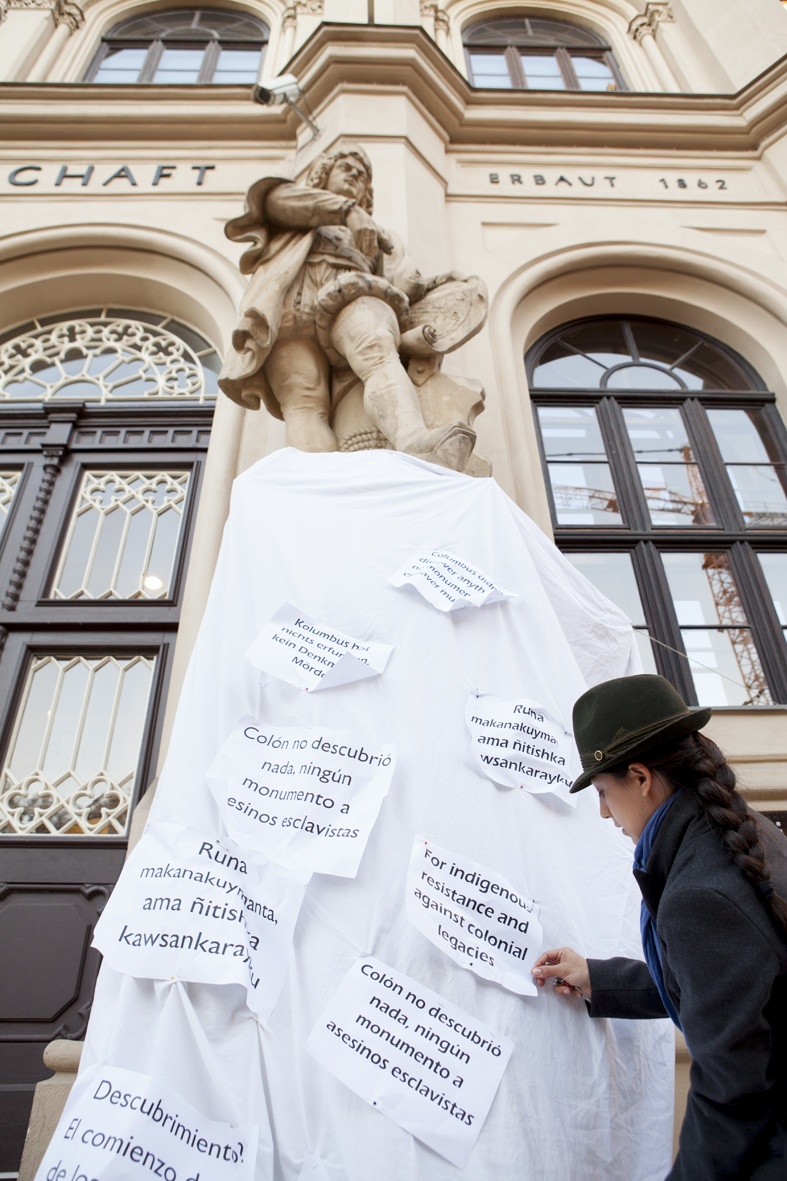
219,144,490,474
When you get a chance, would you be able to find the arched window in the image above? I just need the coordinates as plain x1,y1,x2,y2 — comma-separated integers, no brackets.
0,308,221,402
85,9,268,84
463,16,625,92
0,306,219,836
528,316,787,707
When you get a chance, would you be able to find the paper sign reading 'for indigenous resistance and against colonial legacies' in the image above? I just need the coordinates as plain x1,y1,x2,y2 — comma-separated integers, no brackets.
406,837,542,997
206,718,395,877
246,604,393,692
92,824,307,1020
465,694,576,804
305,958,513,1169
390,550,516,613
34,1064,257,1181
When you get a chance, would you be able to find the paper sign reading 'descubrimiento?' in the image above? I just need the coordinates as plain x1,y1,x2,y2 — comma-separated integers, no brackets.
406,837,542,997
206,718,395,877
305,957,513,1169
465,694,576,804
246,604,393,692
390,550,516,613
92,823,308,1021
34,1063,258,1181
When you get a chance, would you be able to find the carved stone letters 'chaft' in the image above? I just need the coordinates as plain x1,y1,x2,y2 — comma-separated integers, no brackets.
219,144,490,475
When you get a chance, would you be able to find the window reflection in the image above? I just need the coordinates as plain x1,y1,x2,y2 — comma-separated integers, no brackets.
708,409,787,526
623,408,714,526
564,552,656,672
759,554,787,630
538,406,622,524
662,552,771,705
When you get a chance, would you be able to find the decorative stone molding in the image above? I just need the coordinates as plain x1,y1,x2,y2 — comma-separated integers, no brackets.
53,0,84,29
3,0,83,20
628,2,674,43
283,0,323,31
420,2,449,41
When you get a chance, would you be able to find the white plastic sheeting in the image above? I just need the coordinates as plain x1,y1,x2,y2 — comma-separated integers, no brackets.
81,449,674,1180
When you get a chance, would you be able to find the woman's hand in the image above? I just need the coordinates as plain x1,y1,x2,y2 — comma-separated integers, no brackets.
532,948,591,999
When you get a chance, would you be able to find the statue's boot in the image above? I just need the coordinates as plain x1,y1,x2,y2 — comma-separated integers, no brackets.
397,422,476,472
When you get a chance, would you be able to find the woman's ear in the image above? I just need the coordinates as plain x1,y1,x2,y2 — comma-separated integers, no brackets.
627,762,654,797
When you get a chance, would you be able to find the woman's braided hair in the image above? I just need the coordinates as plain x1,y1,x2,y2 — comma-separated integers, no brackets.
610,731,787,935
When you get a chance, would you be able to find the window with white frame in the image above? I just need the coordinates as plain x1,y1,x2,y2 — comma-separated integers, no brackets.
85,8,268,84
463,16,626,92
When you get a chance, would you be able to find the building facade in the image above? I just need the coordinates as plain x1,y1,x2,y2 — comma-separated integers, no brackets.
1,0,787,1171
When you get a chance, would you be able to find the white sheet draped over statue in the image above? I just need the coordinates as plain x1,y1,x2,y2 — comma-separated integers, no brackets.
80,449,674,1181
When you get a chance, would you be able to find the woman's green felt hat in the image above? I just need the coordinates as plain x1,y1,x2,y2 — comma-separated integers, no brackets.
569,674,712,793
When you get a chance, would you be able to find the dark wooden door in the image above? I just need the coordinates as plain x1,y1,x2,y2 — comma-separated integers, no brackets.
0,381,213,1169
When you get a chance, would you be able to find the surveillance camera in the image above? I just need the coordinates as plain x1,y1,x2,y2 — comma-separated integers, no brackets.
254,73,302,106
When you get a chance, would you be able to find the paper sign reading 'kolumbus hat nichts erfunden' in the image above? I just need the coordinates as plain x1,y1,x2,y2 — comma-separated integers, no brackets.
246,603,392,691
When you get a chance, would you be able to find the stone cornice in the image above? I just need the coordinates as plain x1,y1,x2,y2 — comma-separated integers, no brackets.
0,0,83,25
628,2,674,44
1,24,787,153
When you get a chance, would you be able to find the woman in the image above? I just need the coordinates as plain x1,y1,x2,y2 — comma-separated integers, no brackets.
532,674,787,1180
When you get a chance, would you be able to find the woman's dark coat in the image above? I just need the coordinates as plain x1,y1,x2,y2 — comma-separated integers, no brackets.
587,790,787,1180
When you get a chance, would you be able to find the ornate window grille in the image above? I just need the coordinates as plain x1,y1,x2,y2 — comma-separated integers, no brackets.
528,317,787,707
0,309,221,403
52,470,191,601
0,653,156,836
85,9,269,84
0,471,21,537
463,17,626,92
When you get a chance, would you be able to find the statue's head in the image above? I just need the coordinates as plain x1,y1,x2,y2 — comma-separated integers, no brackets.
306,144,374,213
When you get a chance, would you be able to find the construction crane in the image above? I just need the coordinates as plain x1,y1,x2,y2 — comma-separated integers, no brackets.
552,447,770,702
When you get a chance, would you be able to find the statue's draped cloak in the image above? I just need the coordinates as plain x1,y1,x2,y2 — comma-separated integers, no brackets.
219,179,424,416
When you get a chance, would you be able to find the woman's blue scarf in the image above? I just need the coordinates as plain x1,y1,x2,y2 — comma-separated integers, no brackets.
634,793,683,1031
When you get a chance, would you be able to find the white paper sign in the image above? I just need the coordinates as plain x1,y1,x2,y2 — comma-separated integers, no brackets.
465,694,576,804
206,718,395,877
34,1064,257,1181
305,957,513,1169
390,550,516,612
92,823,308,1020
406,837,542,997
246,604,392,691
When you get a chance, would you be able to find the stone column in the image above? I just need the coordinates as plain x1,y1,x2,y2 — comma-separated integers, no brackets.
280,5,298,67
628,2,680,91
17,1040,83,1180
25,0,84,82
420,2,449,53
